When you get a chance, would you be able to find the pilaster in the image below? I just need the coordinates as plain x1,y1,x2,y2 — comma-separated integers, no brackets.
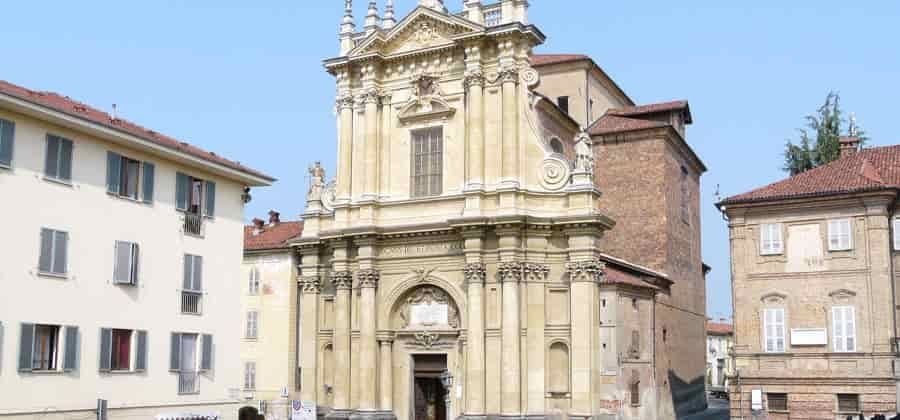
355,236,379,413
461,225,487,416
299,245,324,404
498,260,523,415
336,77,355,204
329,239,353,418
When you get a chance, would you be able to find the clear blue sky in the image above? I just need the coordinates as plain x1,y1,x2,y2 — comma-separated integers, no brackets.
3,1,898,320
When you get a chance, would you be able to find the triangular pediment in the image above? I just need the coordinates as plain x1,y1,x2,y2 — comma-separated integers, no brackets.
350,6,483,58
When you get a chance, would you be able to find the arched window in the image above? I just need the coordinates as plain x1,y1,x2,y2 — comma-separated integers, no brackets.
549,138,564,154
249,267,260,295
548,342,570,393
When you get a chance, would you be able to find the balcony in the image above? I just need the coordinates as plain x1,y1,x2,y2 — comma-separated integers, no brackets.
183,212,203,236
181,291,202,315
178,371,199,394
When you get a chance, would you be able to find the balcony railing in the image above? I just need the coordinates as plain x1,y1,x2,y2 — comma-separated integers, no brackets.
181,290,202,315
178,371,199,394
183,212,203,236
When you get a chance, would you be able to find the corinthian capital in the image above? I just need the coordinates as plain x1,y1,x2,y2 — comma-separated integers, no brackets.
363,88,382,105
300,276,323,294
499,65,519,84
331,271,353,289
463,263,486,286
498,261,524,283
356,269,380,288
565,259,605,283
336,93,355,110
464,70,485,90
523,263,550,282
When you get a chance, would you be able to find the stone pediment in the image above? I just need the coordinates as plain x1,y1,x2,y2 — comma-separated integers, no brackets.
350,7,483,58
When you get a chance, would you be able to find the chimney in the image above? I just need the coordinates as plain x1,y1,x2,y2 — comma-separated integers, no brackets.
252,218,265,235
268,210,281,226
839,136,861,158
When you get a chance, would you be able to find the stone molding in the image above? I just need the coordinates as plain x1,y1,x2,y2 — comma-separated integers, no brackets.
357,269,381,288
464,69,485,90
499,66,519,84
565,259,605,283
463,263,486,285
300,276,323,294
498,261,524,283
332,271,354,289
523,262,550,282
336,93,355,110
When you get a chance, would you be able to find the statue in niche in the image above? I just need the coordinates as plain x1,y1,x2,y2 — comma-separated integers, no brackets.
398,286,459,329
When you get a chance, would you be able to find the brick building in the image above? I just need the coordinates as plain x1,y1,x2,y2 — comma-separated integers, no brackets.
719,136,900,419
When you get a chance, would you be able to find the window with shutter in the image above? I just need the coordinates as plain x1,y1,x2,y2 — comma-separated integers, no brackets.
62,326,77,372
204,181,216,217
832,306,856,352
142,162,155,203
244,362,256,390
249,267,260,295
135,330,147,371
200,334,213,371
763,308,786,353
246,311,259,339
113,241,139,285
410,127,443,198
99,328,112,371
0,118,14,168
38,228,69,276
44,135,73,182
18,323,34,372
760,223,784,255
893,219,900,251
176,172,190,211
767,393,788,411
32,324,61,371
828,219,852,251
183,255,203,291
170,333,182,371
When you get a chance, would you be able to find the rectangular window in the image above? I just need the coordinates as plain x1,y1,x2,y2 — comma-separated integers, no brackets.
557,96,569,114
113,241,139,285
172,332,200,394
767,393,788,411
760,223,783,255
411,127,443,198
0,118,14,167
176,173,216,217
837,394,860,413
249,267,260,295
484,9,502,26
183,255,203,292
832,306,856,352
894,218,900,251
246,311,259,339
106,152,155,202
38,228,68,275
764,308,785,353
32,325,60,370
44,135,73,182
244,362,257,390
111,329,132,371
828,219,852,251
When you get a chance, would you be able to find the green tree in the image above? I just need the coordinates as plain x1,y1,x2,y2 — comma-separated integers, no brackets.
782,92,865,175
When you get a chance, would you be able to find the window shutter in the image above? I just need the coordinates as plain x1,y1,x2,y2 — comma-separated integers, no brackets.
18,323,34,371
59,138,73,181
141,162,155,203
114,242,130,284
99,328,112,371
130,243,139,285
833,307,844,352
204,181,216,217
200,334,213,371
846,308,856,351
39,228,53,273
45,135,59,178
176,172,189,211
135,330,147,371
63,326,78,371
193,256,203,291
0,118,14,166
106,152,121,193
53,231,68,274
183,255,193,290
894,219,900,251
170,333,181,371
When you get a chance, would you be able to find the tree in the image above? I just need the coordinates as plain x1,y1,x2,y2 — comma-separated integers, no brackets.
782,92,866,175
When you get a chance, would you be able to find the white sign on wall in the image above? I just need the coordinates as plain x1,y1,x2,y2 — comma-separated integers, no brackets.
291,401,316,420
410,302,449,326
790,328,827,346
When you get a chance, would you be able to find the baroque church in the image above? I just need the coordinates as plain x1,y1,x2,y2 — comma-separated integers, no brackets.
293,1,708,419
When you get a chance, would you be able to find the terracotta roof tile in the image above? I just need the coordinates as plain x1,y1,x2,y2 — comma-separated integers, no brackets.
720,145,900,205
588,114,669,135
0,80,274,182
603,265,660,290
707,321,734,335
244,221,303,251
609,100,691,123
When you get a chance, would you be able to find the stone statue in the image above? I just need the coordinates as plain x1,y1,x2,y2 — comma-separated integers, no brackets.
573,132,593,173
307,161,326,201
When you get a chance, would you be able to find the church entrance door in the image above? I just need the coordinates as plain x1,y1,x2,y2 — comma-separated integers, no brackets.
412,354,448,420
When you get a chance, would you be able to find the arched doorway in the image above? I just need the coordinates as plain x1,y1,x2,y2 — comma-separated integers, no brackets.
238,406,260,420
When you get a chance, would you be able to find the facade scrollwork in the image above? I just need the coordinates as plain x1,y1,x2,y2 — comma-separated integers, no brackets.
336,93,355,110
498,261,524,283
413,331,440,349
499,66,520,84
463,263,486,285
299,276,323,294
363,88,383,105
331,271,353,290
565,259,606,283
520,67,540,89
356,269,381,288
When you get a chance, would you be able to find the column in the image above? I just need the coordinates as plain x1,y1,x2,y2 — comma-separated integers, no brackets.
355,238,379,416
377,332,395,412
464,49,484,190
337,91,354,201
463,236,486,418
500,64,518,187
329,240,353,419
524,228,550,414
363,88,380,200
299,247,323,404
498,261,522,415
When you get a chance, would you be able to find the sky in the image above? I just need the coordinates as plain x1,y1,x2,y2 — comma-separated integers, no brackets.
3,1,899,321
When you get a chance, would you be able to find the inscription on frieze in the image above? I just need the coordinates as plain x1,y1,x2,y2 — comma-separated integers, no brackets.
379,241,464,258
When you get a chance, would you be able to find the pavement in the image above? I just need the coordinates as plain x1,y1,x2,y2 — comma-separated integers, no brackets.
680,396,730,420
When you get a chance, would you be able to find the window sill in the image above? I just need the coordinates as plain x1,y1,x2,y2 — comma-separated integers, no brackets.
24,369,66,375
42,176,74,187
37,271,69,280
768,410,789,414
244,337,259,341
107,191,152,206
102,369,140,375
0,162,11,170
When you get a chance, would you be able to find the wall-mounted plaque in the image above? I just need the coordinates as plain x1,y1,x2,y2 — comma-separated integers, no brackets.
410,302,449,326
790,328,827,346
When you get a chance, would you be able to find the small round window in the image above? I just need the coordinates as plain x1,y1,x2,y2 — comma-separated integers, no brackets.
549,138,564,154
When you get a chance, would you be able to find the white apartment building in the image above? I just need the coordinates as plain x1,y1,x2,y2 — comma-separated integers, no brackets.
0,80,273,420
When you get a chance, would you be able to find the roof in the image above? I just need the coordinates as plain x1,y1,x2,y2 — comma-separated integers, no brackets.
244,221,304,251
530,54,591,66
720,145,900,206
0,80,274,184
587,100,691,136
597,253,671,291
707,321,734,336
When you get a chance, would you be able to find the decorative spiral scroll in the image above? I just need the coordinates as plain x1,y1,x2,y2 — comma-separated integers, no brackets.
539,156,571,191
520,68,540,89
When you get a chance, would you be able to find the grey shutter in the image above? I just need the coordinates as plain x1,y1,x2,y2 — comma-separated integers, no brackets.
52,231,68,274
193,256,203,291
18,323,34,371
113,242,130,284
170,333,181,371
175,172,189,210
58,138,73,181
63,326,78,371
45,135,59,178
131,244,139,285
204,181,216,217
99,328,112,371
0,119,13,166
106,152,121,193
39,228,53,272
183,255,193,290
135,330,147,371
142,162,155,203
200,334,212,371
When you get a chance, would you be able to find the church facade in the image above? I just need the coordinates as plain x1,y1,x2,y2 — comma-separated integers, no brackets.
292,1,707,420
